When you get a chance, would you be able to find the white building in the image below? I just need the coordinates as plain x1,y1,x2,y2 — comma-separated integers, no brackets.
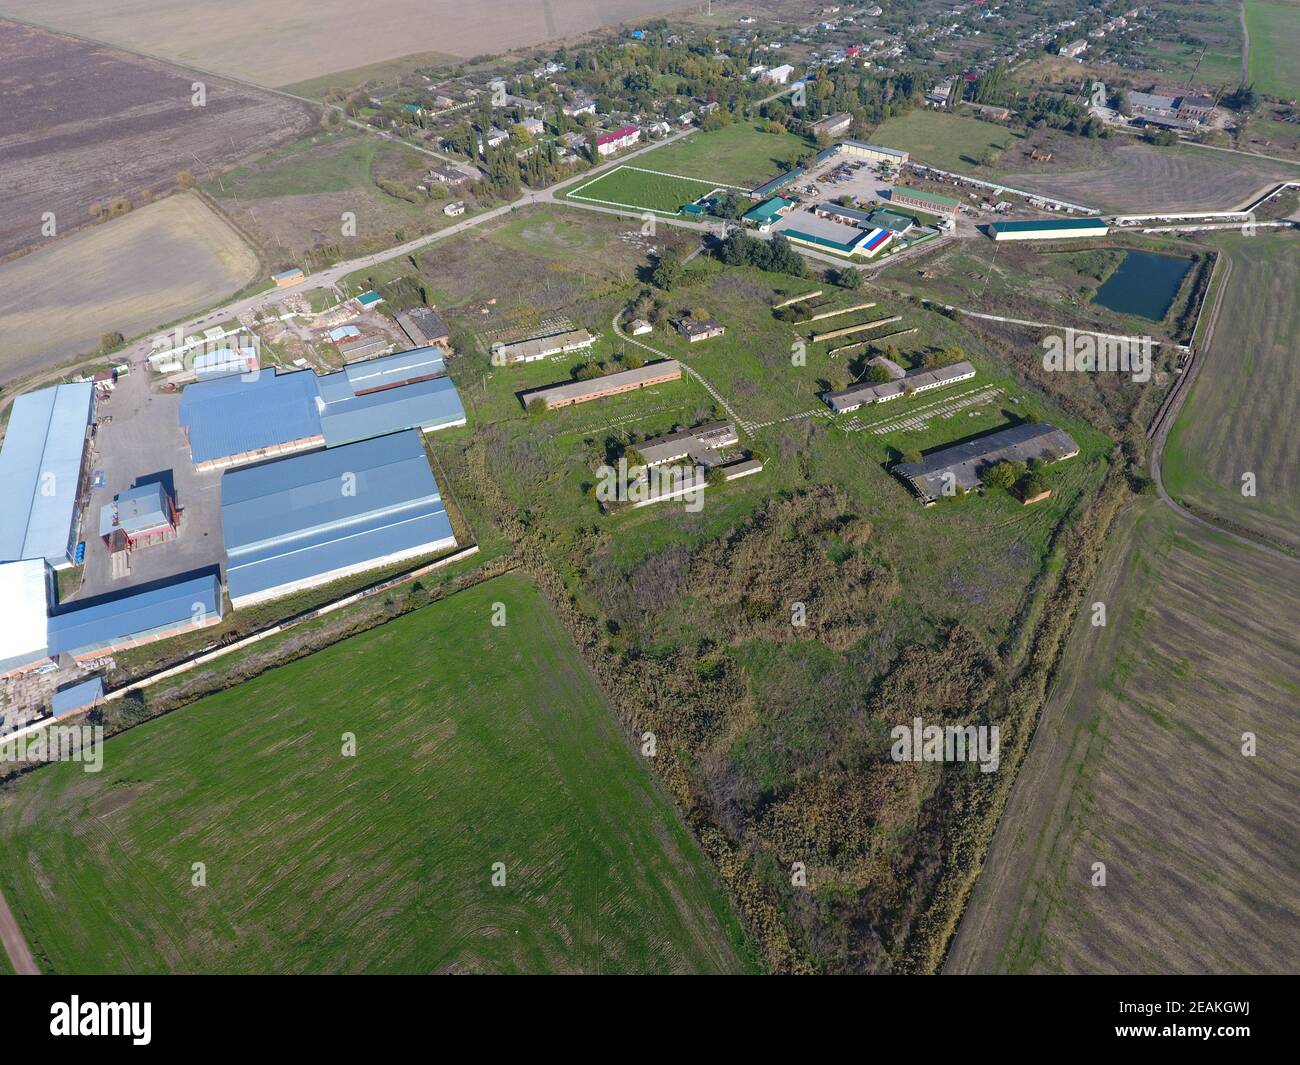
760,64,796,85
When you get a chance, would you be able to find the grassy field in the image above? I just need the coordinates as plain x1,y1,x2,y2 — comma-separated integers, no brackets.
1162,233,1300,550
0,0,689,87
869,110,1017,172
946,501,1300,973
0,193,259,385
564,165,745,216
1245,1,1300,98
0,572,753,974
636,122,817,187
205,129,481,265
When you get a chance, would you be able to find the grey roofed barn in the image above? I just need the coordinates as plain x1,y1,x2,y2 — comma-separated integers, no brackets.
522,360,681,409
892,422,1079,504
636,421,738,467
824,360,976,413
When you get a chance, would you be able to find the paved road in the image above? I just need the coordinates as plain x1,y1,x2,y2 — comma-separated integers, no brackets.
0,885,39,975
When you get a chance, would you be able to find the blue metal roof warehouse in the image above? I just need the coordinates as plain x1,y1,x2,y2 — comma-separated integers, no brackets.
221,430,456,608
178,358,466,469
51,676,104,718
179,370,324,470
0,382,95,567
47,572,223,659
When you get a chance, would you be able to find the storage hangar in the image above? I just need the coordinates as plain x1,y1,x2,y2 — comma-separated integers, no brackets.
0,382,95,568
989,217,1110,241
179,370,325,471
220,430,456,609
46,571,223,660
178,360,467,470
0,558,51,676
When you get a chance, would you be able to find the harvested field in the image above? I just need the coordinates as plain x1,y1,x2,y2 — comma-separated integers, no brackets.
0,194,259,383
1000,142,1298,214
1163,232,1300,550
0,0,691,88
0,19,315,261
0,573,754,974
946,501,1300,974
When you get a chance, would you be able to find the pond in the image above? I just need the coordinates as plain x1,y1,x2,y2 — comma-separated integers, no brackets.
1092,250,1194,321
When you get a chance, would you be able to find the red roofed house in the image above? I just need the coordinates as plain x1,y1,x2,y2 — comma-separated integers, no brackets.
596,125,641,157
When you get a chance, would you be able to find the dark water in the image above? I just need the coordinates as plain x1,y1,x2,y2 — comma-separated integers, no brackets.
1092,250,1194,321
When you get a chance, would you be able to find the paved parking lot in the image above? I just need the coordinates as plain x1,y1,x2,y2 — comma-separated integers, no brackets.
70,364,225,603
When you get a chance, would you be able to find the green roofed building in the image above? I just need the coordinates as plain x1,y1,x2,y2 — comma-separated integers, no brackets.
867,208,917,234
890,186,961,215
742,197,794,231
990,217,1110,241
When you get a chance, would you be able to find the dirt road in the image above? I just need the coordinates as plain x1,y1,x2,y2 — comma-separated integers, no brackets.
0,884,39,974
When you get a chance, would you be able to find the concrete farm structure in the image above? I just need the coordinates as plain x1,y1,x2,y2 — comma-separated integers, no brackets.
523,361,681,410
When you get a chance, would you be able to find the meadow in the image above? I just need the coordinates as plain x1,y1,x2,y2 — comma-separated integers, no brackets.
205,129,479,266
0,193,259,385
1245,1,1300,98
1162,232,1300,550
947,501,1300,974
637,121,817,188
869,110,1017,172
0,573,753,974
565,165,744,216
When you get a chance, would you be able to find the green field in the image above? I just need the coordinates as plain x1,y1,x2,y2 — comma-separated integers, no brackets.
639,121,816,187
1163,233,1300,550
0,573,753,974
565,165,742,216
1246,1,1300,98
870,109,1017,172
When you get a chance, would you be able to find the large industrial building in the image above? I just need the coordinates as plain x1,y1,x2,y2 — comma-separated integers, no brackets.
889,186,961,216
892,422,1080,504
774,212,894,257
221,430,456,609
179,370,324,471
0,382,96,568
179,355,467,470
989,217,1110,241
46,571,223,661
0,559,51,677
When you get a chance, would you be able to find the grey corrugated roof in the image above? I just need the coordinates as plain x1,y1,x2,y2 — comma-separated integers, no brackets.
47,573,222,657
221,430,454,602
526,360,681,406
893,422,1079,502
342,346,446,391
98,482,170,537
0,382,94,565
319,375,465,446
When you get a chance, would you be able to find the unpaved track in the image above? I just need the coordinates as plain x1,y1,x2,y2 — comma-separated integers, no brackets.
0,884,39,974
